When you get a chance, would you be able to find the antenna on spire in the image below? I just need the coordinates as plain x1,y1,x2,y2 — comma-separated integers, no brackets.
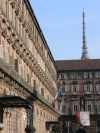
81,9,90,60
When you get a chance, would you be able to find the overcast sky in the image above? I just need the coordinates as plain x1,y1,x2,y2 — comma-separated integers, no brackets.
29,0,100,60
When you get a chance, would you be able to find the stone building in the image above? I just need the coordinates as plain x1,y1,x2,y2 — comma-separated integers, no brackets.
55,11,100,133
56,59,100,133
0,0,59,133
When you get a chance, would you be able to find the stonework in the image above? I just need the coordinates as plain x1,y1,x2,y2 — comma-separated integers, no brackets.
0,0,59,133
56,60,100,133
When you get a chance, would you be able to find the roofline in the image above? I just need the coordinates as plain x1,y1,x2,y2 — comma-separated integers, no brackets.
25,0,57,70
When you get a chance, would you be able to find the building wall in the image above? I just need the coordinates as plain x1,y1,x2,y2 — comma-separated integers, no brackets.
0,0,59,133
58,71,100,133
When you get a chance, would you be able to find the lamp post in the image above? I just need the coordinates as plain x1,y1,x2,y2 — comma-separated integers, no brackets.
65,121,71,133
0,105,4,131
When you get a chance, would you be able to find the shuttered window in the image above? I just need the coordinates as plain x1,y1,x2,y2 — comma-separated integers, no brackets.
70,72,78,79
60,85,67,93
96,85,100,92
95,72,100,78
98,105,100,113
84,85,93,92
58,73,67,79
72,101,78,114
86,101,93,112
98,101,100,113
84,72,92,78
71,85,79,92
62,105,66,113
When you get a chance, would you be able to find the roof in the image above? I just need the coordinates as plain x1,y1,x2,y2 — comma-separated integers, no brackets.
55,59,100,71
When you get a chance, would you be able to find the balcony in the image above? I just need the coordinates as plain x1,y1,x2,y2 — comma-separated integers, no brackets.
70,91,78,95
84,91,92,95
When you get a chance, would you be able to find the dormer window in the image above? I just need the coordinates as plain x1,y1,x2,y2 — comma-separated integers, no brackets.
84,72,92,78
95,72,100,78
70,72,78,79
58,73,67,79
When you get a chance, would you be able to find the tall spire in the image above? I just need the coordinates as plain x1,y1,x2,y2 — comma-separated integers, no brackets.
81,9,90,60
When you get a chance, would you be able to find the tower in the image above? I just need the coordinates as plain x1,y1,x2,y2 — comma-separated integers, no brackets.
81,10,90,60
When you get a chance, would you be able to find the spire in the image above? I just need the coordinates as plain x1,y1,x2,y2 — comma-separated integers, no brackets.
81,9,90,60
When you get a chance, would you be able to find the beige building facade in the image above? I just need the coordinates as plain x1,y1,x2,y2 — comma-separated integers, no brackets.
0,0,59,133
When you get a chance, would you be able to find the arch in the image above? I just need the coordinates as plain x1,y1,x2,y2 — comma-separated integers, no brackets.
85,81,91,84
71,81,78,85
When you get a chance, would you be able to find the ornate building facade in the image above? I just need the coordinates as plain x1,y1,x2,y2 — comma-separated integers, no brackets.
0,0,59,133
56,59,100,133
55,11,100,133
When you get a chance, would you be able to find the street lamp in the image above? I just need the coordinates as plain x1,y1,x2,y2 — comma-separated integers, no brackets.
65,121,71,133
0,123,4,131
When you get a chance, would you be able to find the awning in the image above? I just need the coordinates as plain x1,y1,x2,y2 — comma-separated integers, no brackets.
46,121,61,125
0,95,32,109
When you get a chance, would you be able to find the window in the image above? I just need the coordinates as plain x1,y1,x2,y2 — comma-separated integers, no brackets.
41,88,44,96
58,73,67,79
71,85,79,92
70,72,78,79
60,101,67,114
86,101,92,112
96,84,100,92
84,72,92,78
98,101,100,113
87,105,91,112
72,101,78,113
62,105,66,113
73,85,77,92
60,85,67,93
74,105,78,112
95,72,100,78
84,85,93,92
98,105,100,113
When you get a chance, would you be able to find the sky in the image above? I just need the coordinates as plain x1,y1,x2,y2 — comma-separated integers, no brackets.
29,0,100,60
